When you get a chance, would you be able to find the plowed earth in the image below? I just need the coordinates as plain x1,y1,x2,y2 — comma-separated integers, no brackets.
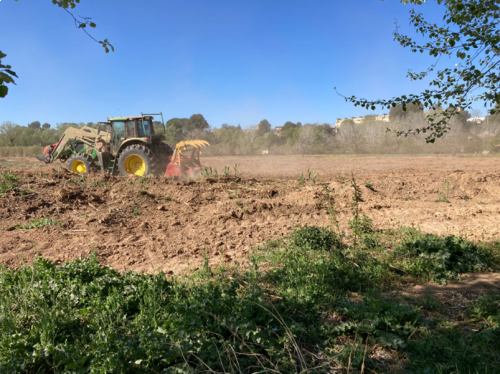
0,156,499,274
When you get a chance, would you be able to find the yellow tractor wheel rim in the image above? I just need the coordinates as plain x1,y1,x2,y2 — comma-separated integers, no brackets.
124,155,146,176
71,160,87,173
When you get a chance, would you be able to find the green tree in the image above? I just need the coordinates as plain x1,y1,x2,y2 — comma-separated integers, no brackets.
42,123,51,131
280,121,302,144
257,119,271,136
152,121,165,134
188,114,209,132
339,0,500,142
165,118,189,145
164,115,210,144
0,122,24,146
28,121,41,130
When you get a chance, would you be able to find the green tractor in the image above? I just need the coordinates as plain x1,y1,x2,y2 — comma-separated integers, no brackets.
36,113,173,176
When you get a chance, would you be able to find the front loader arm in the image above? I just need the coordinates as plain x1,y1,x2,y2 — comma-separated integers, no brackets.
35,127,101,164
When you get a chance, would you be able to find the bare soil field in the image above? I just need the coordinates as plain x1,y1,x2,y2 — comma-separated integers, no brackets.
1,155,499,275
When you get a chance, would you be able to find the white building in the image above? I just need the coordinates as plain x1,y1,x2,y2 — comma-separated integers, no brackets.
467,116,485,123
272,126,283,136
336,114,389,127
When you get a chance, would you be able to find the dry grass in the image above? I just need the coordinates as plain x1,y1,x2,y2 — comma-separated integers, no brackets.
0,146,44,157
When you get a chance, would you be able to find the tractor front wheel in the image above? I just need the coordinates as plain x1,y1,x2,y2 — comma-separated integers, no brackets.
118,145,158,177
67,154,93,174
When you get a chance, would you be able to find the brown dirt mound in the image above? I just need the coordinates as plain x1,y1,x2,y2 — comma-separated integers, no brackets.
0,156,499,274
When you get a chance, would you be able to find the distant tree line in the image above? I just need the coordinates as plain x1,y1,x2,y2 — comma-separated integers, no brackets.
2,106,500,155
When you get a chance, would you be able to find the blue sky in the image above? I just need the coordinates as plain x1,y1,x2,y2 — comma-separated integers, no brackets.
1,0,448,128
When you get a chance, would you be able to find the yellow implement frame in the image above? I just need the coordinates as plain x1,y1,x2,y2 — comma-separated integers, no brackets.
172,140,210,175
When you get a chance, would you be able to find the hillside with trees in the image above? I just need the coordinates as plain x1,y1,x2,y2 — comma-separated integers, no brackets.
1,106,500,157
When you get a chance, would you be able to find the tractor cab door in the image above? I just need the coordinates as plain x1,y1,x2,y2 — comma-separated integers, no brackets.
110,121,125,155
125,120,136,138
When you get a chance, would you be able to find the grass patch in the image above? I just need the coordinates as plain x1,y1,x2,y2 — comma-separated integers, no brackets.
468,292,500,326
0,146,44,158
0,170,19,195
15,218,64,230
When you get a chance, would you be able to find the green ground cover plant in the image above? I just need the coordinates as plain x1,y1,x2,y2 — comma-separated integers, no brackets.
15,218,63,230
0,170,19,194
392,233,493,284
0,225,499,373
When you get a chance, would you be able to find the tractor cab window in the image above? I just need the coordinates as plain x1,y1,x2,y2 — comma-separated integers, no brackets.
112,121,125,142
137,119,154,137
125,121,136,138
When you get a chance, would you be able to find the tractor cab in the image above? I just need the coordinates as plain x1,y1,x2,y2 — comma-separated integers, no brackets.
107,116,157,154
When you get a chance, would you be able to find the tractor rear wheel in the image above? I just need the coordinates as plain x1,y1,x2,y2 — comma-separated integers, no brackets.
67,154,93,174
118,144,158,177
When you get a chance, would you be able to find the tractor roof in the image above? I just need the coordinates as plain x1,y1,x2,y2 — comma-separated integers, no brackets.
107,116,153,121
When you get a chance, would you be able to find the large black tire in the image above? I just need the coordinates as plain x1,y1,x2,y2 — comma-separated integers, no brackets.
67,154,93,174
117,144,158,177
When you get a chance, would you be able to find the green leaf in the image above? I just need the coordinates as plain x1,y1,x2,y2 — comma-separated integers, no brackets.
0,72,14,85
4,69,18,78
0,85,8,98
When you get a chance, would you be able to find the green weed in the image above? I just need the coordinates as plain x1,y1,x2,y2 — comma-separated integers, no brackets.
0,170,19,195
15,218,63,230
348,214,374,236
418,293,444,312
468,292,500,326
435,179,451,203
393,234,493,284
336,290,421,349
364,182,375,191
297,172,305,186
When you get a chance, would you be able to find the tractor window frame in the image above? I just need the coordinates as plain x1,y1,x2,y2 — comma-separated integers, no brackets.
125,120,136,138
137,118,154,137
112,121,125,141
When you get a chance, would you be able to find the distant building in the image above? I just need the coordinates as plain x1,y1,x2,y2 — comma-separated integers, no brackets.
336,114,390,127
375,114,390,122
467,116,485,123
272,126,283,136
336,118,347,127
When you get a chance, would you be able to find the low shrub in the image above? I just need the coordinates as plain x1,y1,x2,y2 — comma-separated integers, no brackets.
393,234,493,284
348,214,374,236
288,224,343,252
